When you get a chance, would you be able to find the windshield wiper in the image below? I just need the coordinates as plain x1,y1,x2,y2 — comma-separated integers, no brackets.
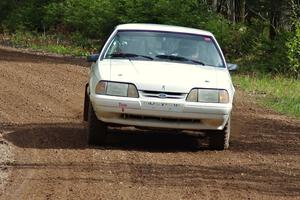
156,54,205,66
108,53,153,60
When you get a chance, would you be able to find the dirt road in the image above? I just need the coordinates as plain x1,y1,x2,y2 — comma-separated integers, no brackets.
0,47,299,200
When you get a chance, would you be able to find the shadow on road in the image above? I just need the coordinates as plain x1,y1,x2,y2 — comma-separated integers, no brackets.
3,112,300,154
3,122,207,152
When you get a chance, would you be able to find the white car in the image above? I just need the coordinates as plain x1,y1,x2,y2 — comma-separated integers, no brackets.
83,24,237,150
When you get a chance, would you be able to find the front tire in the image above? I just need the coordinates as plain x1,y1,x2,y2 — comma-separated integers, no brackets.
83,83,89,121
208,117,231,150
87,102,107,145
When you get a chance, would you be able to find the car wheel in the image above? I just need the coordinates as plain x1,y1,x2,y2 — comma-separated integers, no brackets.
87,102,107,145
208,117,231,150
83,83,89,121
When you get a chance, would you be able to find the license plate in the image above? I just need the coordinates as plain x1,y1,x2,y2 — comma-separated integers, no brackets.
142,101,182,112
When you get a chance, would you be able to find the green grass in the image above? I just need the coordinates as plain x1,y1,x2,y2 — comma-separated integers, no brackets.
6,31,91,57
233,74,300,118
29,43,89,57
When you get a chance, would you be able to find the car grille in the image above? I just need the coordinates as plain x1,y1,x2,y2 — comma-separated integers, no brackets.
121,114,201,123
140,90,186,99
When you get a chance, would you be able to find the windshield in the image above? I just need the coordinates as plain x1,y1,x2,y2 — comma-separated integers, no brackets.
104,30,225,67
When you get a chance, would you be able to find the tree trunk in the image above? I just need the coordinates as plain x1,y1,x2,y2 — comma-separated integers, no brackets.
232,0,236,24
237,0,246,23
269,0,282,40
212,0,218,11
217,0,223,13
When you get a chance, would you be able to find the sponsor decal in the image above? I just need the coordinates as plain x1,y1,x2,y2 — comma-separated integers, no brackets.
119,103,128,112
204,37,211,42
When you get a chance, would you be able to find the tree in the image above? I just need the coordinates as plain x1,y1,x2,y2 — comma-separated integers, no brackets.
269,0,283,40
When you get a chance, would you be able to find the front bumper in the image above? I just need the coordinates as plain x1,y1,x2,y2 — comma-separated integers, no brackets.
90,94,232,130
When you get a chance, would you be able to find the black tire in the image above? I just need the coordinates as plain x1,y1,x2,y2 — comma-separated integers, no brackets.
87,102,107,146
208,117,231,150
83,83,89,122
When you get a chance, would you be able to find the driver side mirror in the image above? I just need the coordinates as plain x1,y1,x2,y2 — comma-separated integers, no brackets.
227,63,238,71
87,54,100,62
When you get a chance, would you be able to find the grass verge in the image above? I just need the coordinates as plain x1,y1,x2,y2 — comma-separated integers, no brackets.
233,74,300,118
1,31,94,57
28,43,89,57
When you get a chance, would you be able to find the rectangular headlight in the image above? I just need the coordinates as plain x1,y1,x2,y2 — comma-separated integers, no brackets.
198,89,219,103
186,89,229,103
106,82,128,96
95,81,139,98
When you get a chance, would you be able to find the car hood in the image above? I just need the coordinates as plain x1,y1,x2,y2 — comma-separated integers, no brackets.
98,59,231,93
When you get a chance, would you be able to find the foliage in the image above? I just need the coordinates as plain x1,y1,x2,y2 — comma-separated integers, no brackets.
287,22,300,78
286,1,300,78
1,0,54,31
44,0,117,39
233,74,300,118
9,30,89,57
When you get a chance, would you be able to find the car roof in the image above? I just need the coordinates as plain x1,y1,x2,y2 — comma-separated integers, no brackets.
115,24,214,37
